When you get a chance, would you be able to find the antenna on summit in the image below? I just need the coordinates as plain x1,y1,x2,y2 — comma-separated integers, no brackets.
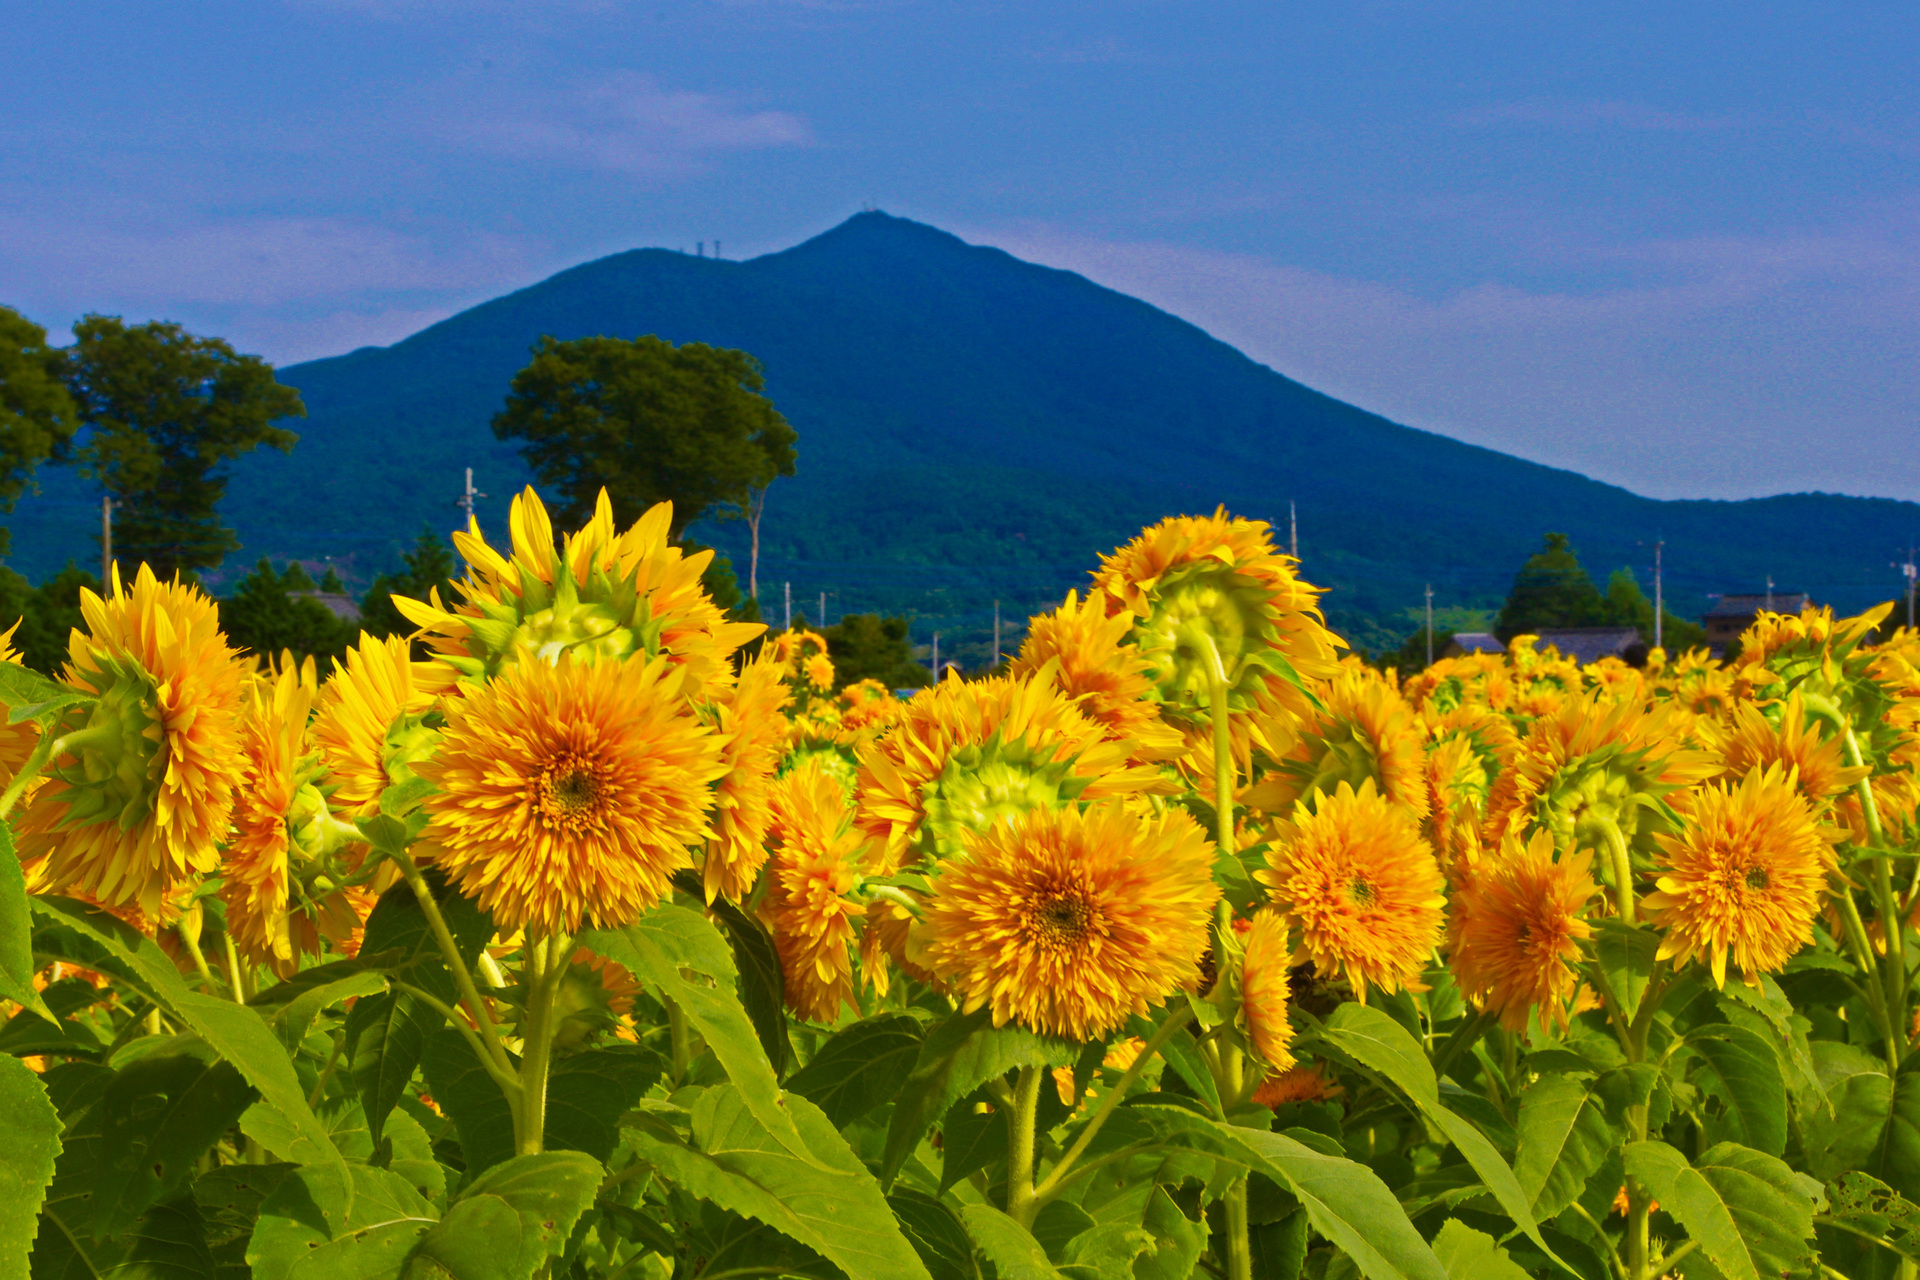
456,468,486,523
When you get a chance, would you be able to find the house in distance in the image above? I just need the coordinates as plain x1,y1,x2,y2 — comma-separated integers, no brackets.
1703,591,1810,656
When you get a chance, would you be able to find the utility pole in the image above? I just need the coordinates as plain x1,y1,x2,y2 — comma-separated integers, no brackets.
783,581,792,631
1652,537,1664,650
931,632,940,680
818,591,826,628
1420,583,1436,667
1766,575,1775,612
100,495,115,586
1895,544,1916,630
1289,501,1298,560
456,467,486,523
993,600,1001,665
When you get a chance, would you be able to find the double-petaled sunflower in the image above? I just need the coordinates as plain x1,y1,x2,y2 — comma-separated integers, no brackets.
923,800,1218,1041
1705,692,1867,812
1259,780,1445,1001
764,760,873,1023
1643,764,1834,988
16,566,248,919
1245,665,1430,822
311,631,452,818
221,661,315,970
1011,590,1186,762
700,650,789,902
1238,909,1298,1071
416,652,727,936
1448,830,1599,1031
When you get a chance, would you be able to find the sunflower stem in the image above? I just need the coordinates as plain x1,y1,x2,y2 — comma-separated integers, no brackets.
1033,1004,1195,1207
394,852,516,1080
1599,820,1636,925
1004,1065,1045,1229
221,929,251,1002
516,932,571,1158
1835,884,1903,1072
1224,1175,1254,1280
1429,1008,1497,1085
0,725,66,821
1843,725,1909,1053
177,922,222,997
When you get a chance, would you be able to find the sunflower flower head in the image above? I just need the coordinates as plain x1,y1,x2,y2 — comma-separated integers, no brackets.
1643,764,1835,988
1258,780,1446,1001
416,651,727,936
1730,602,1891,702
1234,909,1298,1072
1448,829,1599,1032
1011,590,1187,762
765,760,874,1023
1090,510,1343,747
220,659,316,970
394,487,762,693
17,565,248,918
1705,692,1868,812
700,650,790,902
923,799,1219,1041
1245,666,1430,821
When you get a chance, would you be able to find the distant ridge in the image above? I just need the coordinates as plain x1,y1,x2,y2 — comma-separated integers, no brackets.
10,211,1917,650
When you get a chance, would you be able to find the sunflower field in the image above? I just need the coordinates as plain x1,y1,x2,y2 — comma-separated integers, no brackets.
4,493,1920,1280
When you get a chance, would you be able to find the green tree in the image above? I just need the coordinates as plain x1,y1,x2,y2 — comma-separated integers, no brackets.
492,334,797,540
220,558,356,663
0,306,80,556
0,562,98,672
1495,532,1607,639
358,525,461,640
64,315,303,579
1599,567,1707,652
821,613,932,690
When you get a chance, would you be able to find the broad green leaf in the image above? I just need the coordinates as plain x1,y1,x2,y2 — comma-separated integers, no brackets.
0,1054,60,1280
1125,1014,1221,1116
262,968,388,1054
881,1008,1074,1186
419,1027,517,1175
579,902,819,1165
1803,1042,1920,1199
88,1055,257,1239
0,821,52,1022
345,990,440,1144
247,1162,438,1280
622,1083,934,1280
28,895,345,1178
938,1090,1007,1195
1249,1210,1309,1280
542,1045,666,1163
1590,919,1660,1021
673,868,793,1079
1059,1220,1153,1274
887,1189,977,1280
1512,1072,1614,1223
1432,1219,1532,1280
1030,1200,1095,1260
956,1205,1064,1280
0,663,92,726
405,1151,602,1280
1131,1184,1207,1280
358,872,496,988
1717,976,1823,1108
1820,1170,1920,1263
195,1163,297,1280
1318,1003,1565,1271
118,1193,219,1279
785,1014,924,1127
1131,1105,1447,1280
1685,1023,1787,1156
1623,1140,1818,1280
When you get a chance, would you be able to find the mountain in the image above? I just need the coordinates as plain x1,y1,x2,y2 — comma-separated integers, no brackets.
10,211,1917,655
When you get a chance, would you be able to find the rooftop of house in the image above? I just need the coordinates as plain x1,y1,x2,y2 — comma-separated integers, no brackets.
1445,632,1505,656
1704,592,1811,618
1527,626,1646,665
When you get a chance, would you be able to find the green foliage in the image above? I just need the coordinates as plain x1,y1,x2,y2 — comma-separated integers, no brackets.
1496,534,1608,639
63,315,303,578
492,333,797,539
0,306,78,558
824,612,934,690
0,563,98,673
219,557,358,663
357,524,459,641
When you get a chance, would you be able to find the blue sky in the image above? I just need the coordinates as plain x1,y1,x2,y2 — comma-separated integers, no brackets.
3,0,1916,504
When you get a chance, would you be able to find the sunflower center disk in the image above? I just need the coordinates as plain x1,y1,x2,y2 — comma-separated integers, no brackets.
539,756,612,830
1027,890,1097,952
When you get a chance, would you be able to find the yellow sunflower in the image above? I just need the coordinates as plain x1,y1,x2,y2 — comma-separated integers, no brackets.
1258,780,1445,1001
1447,830,1599,1031
700,650,790,902
1642,764,1835,988
1251,1062,1342,1108
394,487,761,692
221,661,315,970
1238,909,1298,1071
0,621,42,793
1704,692,1868,811
764,760,873,1023
1010,590,1186,762
16,566,248,918
853,669,1162,871
1245,665,1430,822
923,799,1218,1041
416,652,727,936
311,631,452,817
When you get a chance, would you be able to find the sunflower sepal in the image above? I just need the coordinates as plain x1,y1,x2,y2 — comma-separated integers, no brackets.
354,810,429,860
378,773,439,819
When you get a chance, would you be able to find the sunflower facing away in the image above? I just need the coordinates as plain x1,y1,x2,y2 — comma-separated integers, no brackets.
701,649,790,902
221,661,315,970
1642,763,1835,988
1448,829,1600,1031
1238,909,1298,1072
0,621,42,792
311,631,452,817
1244,665,1431,823
17,565,249,918
416,651,727,936
923,799,1218,1041
764,759,874,1023
1259,779,1446,1001
1010,590,1186,762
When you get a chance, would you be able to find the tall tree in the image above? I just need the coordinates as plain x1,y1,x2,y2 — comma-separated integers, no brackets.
822,613,932,691
1495,532,1606,639
492,334,797,540
358,525,461,641
0,306,80,556
220,558,356,663
64,316,303,579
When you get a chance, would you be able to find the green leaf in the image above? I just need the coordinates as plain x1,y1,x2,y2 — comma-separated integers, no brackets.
622,1083,934,1280
1820,1170,1920,1263
359,872,496,982
1623,1140,1818,1280
1249,1210,1309,1280
887,1189,977,1280
91,1055,258,1239
1126,1014,1221,1117
0,663,92,726
0,1054,60,1280
1431,1219,1531,1280
938,1090,1007,1195
263,968,388,1054
1131,1184,1207,1280
246,1162,438,1280
1130,1105,1447,1280
956,1205,1064,1280
673,868,793,1079
579,902,820,1165
1717,975,1823,1107
345,990,440,1145
785,1014,924,1127
881,1008,1074,1187
419,1028,517,1176
1591,919,1660,1022
1512,1072,1614,1223
194,1163,297,1280
1803,1042,1920,1199
404,1151,602,1280
1317,1003,1565,1272
1685,1024,1787,1156
542,1045,666,1163
118,1193,219,1279
28,895,345,1179
0,822,53,1024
